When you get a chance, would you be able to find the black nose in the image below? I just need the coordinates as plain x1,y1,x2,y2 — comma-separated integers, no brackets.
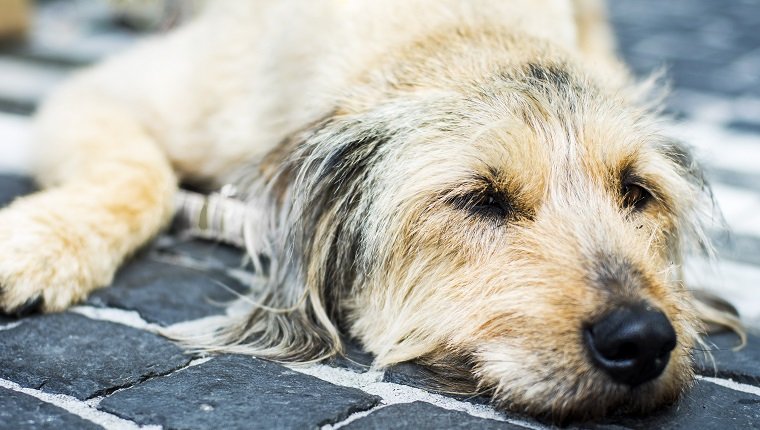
584,303,677,387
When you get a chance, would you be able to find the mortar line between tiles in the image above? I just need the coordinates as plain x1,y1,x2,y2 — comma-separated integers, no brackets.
321,404,391,430
698,376,760,397
0,321,23,331
288,364,546,430
70,305,162,333
0,377,160,430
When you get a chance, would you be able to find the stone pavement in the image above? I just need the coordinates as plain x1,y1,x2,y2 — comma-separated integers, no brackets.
0,1,759,429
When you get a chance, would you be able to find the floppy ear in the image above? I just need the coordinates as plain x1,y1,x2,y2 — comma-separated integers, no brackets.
168,111,392,361
690,290,745,347
253,112,391,360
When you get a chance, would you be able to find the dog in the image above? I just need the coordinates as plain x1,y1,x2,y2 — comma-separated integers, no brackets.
0,0,745,421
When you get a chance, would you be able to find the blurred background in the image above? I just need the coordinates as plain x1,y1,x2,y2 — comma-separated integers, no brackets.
0,0,758,325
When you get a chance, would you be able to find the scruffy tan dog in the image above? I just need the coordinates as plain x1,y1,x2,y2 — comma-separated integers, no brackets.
0,0,744,421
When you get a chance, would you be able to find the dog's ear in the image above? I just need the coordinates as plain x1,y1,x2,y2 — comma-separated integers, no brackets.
169,111,392,361
690,290,746,349
271,112,391,353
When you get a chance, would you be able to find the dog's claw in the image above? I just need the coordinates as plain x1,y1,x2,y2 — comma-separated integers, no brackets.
9,295,45,317
15,295,45,317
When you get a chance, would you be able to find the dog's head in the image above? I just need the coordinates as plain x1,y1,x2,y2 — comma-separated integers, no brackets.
198,31,742,421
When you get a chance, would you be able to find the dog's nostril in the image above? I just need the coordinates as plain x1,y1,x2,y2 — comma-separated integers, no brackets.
584,303,677,387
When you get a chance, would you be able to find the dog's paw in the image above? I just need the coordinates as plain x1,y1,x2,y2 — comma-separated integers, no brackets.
1,295,45,317
0,209,109,315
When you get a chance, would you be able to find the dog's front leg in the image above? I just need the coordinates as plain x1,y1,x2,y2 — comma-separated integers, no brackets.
2,112,176,315
0,83,177,313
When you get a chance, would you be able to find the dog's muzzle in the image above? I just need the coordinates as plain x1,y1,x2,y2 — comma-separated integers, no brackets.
584,303,677,387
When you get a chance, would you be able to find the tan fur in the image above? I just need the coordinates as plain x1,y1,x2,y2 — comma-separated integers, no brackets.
1,0,744,422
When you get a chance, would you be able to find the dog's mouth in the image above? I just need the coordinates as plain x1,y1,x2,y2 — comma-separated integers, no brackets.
437,303,694,423
387,330,688,424
476,351,690,424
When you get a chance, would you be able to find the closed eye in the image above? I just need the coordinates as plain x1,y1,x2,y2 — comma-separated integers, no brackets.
450,188,514,221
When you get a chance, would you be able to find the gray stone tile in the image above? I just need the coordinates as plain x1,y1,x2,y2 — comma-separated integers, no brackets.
0,174,34,206
342,402,525,430
325,338,375,373
0,57,69,115
712,231,760,267
0,1,144,115
6,0,139,67
707,169,760,194
696,331,760,386
716,0,760,30
727,120,760,135
0,313,191,399
593,379,760,429
87,257,249,326
153,235,249,271
616,53,664,78
0,386,103,430
608,0,760,97
383,354,760,428
376,378,760,429
99,354,382,430
608,1,714,29
382,362,491,406
383,362,428,388
383,362,463,393
667,61,748,95
0,97,36,115
629,33,740,65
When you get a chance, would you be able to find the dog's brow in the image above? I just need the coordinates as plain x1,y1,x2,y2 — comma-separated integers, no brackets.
441,174,495,198
468,170,511,194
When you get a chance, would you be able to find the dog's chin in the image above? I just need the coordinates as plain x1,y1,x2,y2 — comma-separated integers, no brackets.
473,345,694,423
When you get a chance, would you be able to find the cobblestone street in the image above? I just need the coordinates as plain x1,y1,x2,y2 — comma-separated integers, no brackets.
0,1,758,429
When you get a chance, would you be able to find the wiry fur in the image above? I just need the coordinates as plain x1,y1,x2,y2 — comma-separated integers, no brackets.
0,0,744,422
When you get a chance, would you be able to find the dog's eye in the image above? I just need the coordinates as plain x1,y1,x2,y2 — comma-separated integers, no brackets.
474,194,501,213
452,190,513,220
622,183,651,211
